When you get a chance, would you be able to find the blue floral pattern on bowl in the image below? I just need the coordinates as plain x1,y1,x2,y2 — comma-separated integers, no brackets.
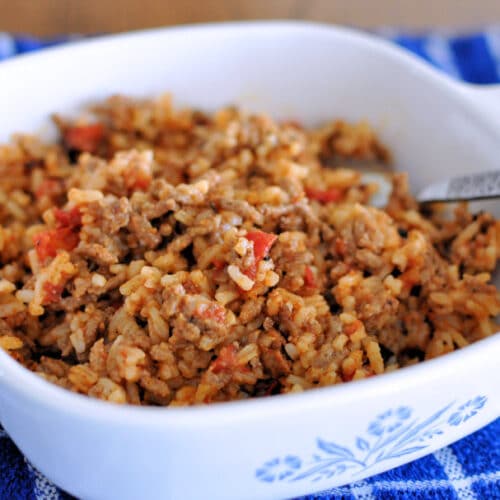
256,396,487,483
447,396,487,426
255,456,302,482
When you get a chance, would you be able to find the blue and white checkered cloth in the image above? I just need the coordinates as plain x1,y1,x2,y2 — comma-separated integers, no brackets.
0,29,499,500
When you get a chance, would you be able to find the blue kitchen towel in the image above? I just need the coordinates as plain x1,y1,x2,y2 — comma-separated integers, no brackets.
0,29,500,500
2,28,500,83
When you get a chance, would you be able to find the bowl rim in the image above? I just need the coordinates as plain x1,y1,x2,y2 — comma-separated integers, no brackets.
0,19,467,92
1,334,499,425
0,20,498,425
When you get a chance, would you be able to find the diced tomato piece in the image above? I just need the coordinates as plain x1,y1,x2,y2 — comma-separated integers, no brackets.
33,208,82,262
304,266,316,287
42,282,64,304
35,179,62,200
33,227,80,261
305,186,343,203
241,231,277,283
211,259,226,271
64,123,104,153
245,231,277,262
211,345,237,374
54,207,82,229
133,176,151,191
34,207,83,261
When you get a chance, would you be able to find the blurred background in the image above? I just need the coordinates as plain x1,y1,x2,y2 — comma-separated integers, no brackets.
2,0,500,36
2,1,500,84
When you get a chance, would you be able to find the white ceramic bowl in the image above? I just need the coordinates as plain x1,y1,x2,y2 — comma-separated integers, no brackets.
0,22,499,500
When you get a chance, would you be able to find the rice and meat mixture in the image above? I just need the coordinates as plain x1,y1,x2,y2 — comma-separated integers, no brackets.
0,95,499,406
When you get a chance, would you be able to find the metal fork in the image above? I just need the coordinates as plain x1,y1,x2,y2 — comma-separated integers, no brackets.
417,170,500,203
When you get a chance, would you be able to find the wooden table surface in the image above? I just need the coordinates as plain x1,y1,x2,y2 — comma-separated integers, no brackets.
1,0,500,36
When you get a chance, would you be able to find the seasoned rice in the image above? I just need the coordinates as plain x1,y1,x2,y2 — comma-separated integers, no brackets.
0,94,499,406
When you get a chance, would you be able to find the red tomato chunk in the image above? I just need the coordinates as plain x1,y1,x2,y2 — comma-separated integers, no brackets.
211,259,226,271
33,228,79,261
304,266,316,287
64,124,104,153
305,186,343,203
33,208,82,261
243,231,277,281
42,282,65,304
245,231,277,262
54,207,82,229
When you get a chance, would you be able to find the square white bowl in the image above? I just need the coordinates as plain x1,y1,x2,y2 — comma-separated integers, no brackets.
0,22,498,500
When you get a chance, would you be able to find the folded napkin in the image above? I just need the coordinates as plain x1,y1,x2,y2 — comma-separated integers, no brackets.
0,29,499,500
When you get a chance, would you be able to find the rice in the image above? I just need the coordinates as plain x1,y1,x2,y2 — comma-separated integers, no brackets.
0,93,498,406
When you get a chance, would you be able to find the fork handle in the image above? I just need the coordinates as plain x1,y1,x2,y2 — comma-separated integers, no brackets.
417,170,500,203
